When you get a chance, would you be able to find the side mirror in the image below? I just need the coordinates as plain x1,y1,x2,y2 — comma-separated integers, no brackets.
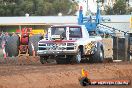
102,17,111,22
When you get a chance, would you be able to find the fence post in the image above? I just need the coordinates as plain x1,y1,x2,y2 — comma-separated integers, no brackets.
124,35,129,61
113,36,118,60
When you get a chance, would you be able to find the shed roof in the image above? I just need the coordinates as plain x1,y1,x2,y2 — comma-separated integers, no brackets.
0,16,78,25
0,15,130,26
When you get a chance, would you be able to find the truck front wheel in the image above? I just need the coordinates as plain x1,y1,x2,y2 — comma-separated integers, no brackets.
40,56,47,64
72,49,81,63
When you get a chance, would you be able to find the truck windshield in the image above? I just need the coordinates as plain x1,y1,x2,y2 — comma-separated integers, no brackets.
51,27,82,38
51,27,66,38
69,27,82,38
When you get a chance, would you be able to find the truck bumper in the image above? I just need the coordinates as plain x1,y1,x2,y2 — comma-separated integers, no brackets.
37,50,78,56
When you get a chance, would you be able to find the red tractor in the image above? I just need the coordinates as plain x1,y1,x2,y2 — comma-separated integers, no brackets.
5,27,44,57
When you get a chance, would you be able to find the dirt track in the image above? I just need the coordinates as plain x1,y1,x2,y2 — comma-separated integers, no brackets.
0,57,132,88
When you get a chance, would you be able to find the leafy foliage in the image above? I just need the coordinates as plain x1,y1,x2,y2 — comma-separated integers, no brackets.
104,6,113,15
104,0,127,15
0,0,77,16
113,0,126,15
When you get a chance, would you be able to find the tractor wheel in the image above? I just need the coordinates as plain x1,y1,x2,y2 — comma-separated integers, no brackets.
28,34,43,56
5,35,19,57
89,43,104,63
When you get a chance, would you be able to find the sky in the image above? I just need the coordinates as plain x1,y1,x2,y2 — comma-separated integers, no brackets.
75,0,97,15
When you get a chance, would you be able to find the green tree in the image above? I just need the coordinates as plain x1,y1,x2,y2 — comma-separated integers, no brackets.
53,0,72,15
0,0,76,16
104,6,113,15
113,0,126,15
126,7,132,14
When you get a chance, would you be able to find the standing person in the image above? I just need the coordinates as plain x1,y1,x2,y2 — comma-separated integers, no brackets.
1,41,6,59
4,32,10,57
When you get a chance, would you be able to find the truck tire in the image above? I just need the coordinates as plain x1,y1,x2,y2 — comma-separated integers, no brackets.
89,43,104,63
28,34,43,56
72,49,81,63
6,35,19,57
40,56,47,64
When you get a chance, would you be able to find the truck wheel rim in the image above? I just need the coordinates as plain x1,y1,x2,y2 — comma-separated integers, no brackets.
76,52,81,62
100,50,103,58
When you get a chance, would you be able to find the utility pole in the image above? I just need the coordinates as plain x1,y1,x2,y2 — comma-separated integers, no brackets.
128,0,129,7
86,0,88,12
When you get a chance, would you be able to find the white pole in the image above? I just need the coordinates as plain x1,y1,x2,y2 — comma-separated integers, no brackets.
66,27,69,40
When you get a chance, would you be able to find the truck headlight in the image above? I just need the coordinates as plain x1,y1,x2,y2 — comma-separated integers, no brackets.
67,43,77,49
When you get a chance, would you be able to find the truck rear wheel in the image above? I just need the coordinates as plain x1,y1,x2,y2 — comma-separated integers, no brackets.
89,43,104,63
28,34,43,56
6,35,19,57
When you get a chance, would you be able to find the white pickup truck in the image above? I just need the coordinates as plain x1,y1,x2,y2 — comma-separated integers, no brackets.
37,25,104,64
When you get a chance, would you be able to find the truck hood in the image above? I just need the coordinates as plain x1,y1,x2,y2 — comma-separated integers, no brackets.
76,36,102,45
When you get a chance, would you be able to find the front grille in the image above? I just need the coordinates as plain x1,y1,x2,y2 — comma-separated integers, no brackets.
39,47,46,50
67,43,75,46
38,42,76,50
39,44,46,46
67,47,74,50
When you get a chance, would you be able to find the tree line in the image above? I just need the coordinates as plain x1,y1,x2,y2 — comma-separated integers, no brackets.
104,0,132,15
0,0,131,16
0,0,77,16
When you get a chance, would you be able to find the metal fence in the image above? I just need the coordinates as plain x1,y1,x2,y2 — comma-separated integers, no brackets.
113,36,131,61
